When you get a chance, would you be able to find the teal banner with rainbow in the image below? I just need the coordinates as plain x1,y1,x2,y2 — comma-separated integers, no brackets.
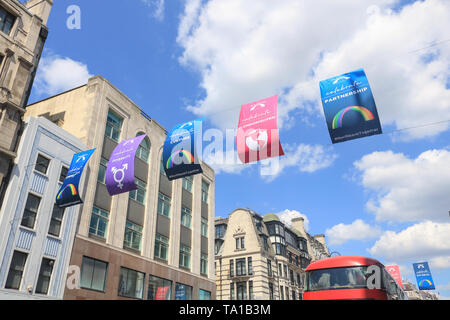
56,148,96,208
162,120,203,181
320,68,382,144
413,262,435,290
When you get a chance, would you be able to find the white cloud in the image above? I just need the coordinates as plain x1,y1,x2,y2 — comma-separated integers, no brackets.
35,53,93,96
354,149,450,222
177,0,450,139
141,0,165,21
369,221,450,269
262,143,337,181
276,209,310,231
325,219,382,246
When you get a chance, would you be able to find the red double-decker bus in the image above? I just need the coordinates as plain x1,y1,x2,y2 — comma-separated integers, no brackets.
304,256,407,300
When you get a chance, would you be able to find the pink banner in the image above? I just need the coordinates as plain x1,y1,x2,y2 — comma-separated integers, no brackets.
236,95,284,164
386,265,404,289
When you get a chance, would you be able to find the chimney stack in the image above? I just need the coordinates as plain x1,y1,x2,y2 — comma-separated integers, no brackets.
291,217,305,234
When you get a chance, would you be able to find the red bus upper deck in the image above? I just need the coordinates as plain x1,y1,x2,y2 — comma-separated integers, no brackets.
304,256,406,300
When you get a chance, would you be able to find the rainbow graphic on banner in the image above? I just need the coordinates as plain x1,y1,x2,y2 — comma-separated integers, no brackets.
166,150,195,169
332,106,375,129
56,184,78,200
419,279,433,287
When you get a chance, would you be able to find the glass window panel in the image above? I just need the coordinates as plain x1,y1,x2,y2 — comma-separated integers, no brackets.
35,258,54,295
35,155,50,174
5,251,28,290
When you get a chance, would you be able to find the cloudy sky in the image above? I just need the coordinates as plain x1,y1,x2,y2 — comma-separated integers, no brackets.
28,0,450,299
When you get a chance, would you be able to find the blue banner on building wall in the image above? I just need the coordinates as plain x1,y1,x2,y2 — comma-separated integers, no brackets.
413,262,435,290
56,148,96,208
162,120,203,181
319,69,382,144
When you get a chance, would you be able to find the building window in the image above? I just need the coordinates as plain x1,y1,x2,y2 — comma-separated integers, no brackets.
21,193,41,229
80,256,108,292
199,289,211,300
236,281,247,300
35,154,50,175
123,220,143,251
200,253,208,275
136,135,150,163
160,158,166,176
248,257,253,275
179,245,191,269
285,286,290,300
148,275,172,300
230,282,235,300
201,180,209,203
201,217,208,237
230,259,234,277
105,110,123,142
129,178,146,204
154,234,169,261
97,157,108,184
35,258,54,295
297,274,301,287
5,251,27,290
0,7,16,35
175,283,192,300
269,282,274,300
249,281,254,300
280,286,284,300
215,224,226,238
157,192,171,217
181,206,192,229
48,204,65,237
89,206,109,238
182,175,193,192
118,267,145,299
236,258,246,276
290,269,295,285
267,259,272,277
235,236,245,250
59,166,69,183
292,290,296,300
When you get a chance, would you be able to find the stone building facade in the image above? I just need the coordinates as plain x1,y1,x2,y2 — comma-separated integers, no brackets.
0,0,52,207
25,75,216,300
215,208,329,300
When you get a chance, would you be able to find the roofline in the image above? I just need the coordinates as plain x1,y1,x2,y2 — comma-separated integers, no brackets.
26,84,87,108
305,256,383,271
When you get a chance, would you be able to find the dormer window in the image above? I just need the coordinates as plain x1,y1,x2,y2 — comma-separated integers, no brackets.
0,7,15,36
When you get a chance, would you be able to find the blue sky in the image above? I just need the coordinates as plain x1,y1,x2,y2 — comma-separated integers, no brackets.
27,0,450,298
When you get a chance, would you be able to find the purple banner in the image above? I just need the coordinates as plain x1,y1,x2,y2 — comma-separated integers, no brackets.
105,134,147,196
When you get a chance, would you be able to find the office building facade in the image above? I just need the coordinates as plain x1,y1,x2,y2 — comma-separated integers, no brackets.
25,75,216,300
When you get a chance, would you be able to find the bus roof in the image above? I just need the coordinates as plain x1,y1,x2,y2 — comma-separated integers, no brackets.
306,256,384,271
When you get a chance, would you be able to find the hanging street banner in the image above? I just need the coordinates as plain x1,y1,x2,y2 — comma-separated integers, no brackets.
236,95,285,164
413,262,436,290
386,265,404,289
105,134,147,196
162,120,203,181
56,148,96,208
319,68,382,144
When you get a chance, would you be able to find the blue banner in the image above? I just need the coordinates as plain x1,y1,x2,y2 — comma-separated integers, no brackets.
413,262,435,290
162,120,203,181
56,148,96,208
319,68,382,144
